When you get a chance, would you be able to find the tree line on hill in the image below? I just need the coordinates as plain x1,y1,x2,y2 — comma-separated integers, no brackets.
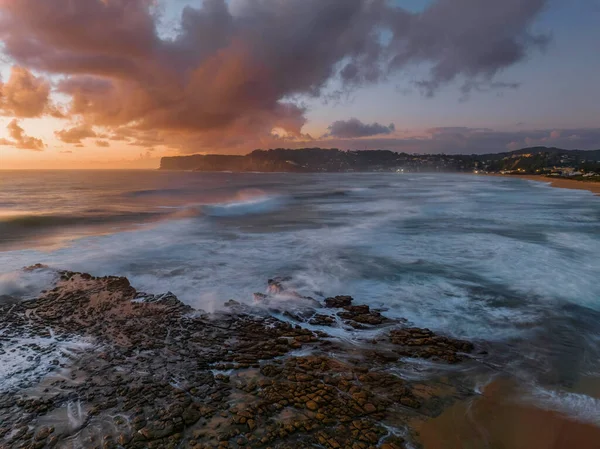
160,147,600,174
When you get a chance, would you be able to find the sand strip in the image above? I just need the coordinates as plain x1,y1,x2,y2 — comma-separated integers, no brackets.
491,174,600,196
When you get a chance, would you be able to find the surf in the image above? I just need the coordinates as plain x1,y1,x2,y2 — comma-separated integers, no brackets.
202,189,286,217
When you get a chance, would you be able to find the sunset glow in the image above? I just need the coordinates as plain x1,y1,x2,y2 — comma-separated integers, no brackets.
2,2,600,447
1,0,599,169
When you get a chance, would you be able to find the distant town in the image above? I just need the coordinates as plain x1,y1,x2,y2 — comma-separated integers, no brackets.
160,147,600,181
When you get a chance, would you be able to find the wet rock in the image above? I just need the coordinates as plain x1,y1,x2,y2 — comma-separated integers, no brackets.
390,328,474,363
338,304,389,326
253,293,268,303
267,277,292,295
306,400,318,411
308,314,336,326
34,426,54,440
23,263,50,272
324,296,353,308
0,269,479,449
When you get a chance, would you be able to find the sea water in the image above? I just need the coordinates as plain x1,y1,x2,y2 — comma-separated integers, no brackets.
1,170,600,430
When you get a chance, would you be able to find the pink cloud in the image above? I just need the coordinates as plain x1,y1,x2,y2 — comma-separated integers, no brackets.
0,66,55,117
0,0,551,153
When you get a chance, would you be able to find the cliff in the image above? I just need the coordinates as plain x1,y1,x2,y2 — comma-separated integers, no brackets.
160,154,247,171
160,148,475,172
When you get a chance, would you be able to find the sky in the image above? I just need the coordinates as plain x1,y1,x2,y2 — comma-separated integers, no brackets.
0,0,599,169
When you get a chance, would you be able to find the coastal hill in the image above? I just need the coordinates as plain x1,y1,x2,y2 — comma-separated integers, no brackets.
160,147,600,174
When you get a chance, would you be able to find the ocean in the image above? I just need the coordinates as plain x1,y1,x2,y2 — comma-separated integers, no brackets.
1,170,600,440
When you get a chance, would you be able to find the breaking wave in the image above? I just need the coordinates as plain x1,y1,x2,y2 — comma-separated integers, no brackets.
0,267,57,301
0,211,162,230
202,190,286,217
527,387,600,427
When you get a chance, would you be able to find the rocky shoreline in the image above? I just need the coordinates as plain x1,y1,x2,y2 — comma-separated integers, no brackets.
1,267,484,449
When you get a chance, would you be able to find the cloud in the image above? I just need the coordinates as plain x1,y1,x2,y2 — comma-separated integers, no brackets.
0,0,550,152
108,129,134,141
394,0,550,96
0,119,45,150
324,118,395,138
0,66,52,117
281,127,600,154
96,140,110,147
498,128,600,152
55,124,97,144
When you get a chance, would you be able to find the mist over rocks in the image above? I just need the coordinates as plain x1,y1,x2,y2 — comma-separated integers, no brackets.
0,267,481,449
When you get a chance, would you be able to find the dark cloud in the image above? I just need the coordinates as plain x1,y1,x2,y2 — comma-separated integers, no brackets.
391,0,550,96
96,140,110,148
0,0,550,152
424,127,600,154
286,127,600,154
324,118,395,138
0,119,45,150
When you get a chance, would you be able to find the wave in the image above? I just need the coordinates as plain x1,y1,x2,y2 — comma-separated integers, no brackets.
0,213,83,230
0,210,175,250
294,187,371,201
2,173,600,398
0,210,163,231
527,386,600,427
124,188,192,198
0,266,57,301
202,190,286,217
294,191,348,201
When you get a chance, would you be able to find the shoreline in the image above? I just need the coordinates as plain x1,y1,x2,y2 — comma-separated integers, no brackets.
3,267,600,448
491,174,600,196
0,267,477,449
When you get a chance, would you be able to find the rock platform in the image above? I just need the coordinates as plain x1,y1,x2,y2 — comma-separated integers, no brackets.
0,268,480,449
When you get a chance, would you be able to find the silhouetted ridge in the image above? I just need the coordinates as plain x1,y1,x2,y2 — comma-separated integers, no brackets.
160,147,600,173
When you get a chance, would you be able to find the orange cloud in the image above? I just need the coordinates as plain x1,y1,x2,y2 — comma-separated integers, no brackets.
0,0,550,154
0,66,55,117
55,124,97,144
0,119,45,151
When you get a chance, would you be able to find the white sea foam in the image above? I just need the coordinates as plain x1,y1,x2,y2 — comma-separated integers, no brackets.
0,334,95,393
525,386,600,427
202,190,285,217
0,267,57,300
67,399,88,430
1,173,599,371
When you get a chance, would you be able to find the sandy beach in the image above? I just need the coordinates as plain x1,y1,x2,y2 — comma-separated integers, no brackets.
415,379,600,449
500,175,600,196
